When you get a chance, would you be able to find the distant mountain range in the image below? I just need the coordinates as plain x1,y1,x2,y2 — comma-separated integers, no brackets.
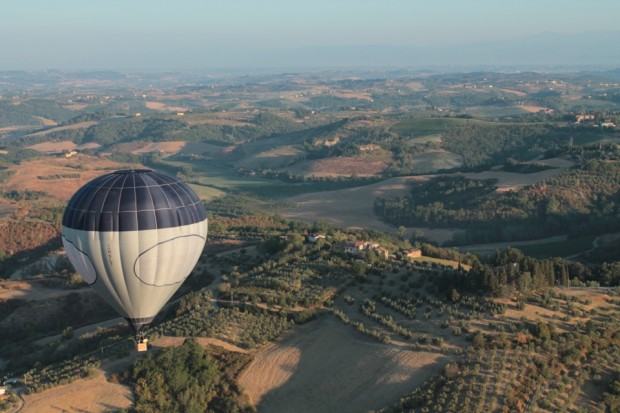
0,31,618,78
256,31,620,70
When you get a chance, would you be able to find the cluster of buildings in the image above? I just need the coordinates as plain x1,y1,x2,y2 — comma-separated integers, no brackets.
575,113,616,128
334,240,391,259
0,378,18,398
305,232,422,261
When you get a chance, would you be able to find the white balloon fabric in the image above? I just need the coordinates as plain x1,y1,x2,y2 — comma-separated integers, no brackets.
61,169,208,334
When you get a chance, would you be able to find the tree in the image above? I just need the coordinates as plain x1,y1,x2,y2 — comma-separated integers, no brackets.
352,261,367,278
130,339,228,412
218,282,233,302
517,272,532,294
601,262,620,286
535,321,552,342
472,331,486,349
560,265,569,287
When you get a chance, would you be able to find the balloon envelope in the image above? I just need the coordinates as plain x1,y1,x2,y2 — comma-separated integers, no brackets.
61,169,208,333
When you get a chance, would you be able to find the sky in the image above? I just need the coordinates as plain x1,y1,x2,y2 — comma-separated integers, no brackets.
2,0,620,70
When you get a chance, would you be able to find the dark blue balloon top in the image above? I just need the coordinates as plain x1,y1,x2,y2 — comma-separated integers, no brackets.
62,169,207,232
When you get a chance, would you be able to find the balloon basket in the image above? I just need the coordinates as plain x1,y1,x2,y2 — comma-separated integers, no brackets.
136,337,148,352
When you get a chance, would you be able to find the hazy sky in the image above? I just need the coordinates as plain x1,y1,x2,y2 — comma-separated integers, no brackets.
2,0,619,70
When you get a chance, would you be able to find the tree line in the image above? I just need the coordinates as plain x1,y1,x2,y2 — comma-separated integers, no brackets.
375,158,620,244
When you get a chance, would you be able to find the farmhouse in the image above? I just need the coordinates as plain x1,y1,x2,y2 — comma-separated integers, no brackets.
373,246,390,259
306,233,326,243
334,240,391,258
576,113,596,123
334,241,366,254
344,241,367,254
404,249,423,259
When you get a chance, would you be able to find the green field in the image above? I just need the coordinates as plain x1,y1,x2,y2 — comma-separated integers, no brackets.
405,151,463,173
390,117,480,137
410,256,471,270
517,235,596,259
158,157,283,191
462,105,529,118
241,178,383,199
187,183,225,201
157,153,390,200
408,134,442,145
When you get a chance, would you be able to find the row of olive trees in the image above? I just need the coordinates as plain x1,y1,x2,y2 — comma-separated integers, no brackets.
21,356,100,393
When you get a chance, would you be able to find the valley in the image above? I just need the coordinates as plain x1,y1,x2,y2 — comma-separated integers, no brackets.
0,69,619,413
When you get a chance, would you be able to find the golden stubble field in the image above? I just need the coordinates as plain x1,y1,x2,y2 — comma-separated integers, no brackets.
238,316,446,413
19,374,133,413
2,156,141,201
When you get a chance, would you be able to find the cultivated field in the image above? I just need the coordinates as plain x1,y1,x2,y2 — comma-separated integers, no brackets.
286,155,390,177
160,157,279,191
33,117,57,126
405,150,463,173
283,157,572,244
24,141,100,153
283,176,460,243
27,140,77,153
237,145,305,169
457,235,569,256
144,101,188,112
519,104,552,113
25,121,98,138
284,176,419,227
390,117,476,137
20,373,133,413
152,336,248,354
1,156,140,201
0,280,89,302
238,316,446,413
460,165,568,187
130,141,187,154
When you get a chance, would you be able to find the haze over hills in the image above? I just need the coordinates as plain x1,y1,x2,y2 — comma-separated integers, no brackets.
1,31,618,72
259,31,620,70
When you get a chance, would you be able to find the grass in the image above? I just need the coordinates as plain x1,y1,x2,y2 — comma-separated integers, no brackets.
187,183,225,201
236,145,304,169
285,155,390,178
517,235,596,259
406,151,463,173
571,129,619,146
408,134,442,145
390,117,486,137
462,105,530,118
241,178,382,199
158,157,281,190
160,155,383,199
410,256,471,271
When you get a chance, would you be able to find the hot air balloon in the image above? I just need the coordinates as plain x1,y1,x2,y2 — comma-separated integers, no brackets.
61,169,208,350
